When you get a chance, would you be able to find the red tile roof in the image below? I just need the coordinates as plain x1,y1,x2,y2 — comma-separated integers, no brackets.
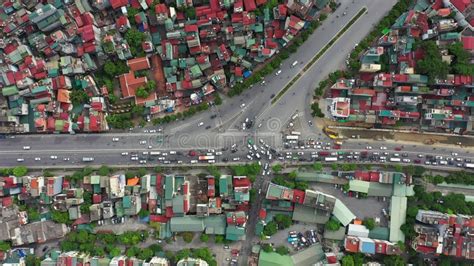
110,0,129,9
244,0,256,11
127,57,151,71
462,36,474,50
451,0,470,12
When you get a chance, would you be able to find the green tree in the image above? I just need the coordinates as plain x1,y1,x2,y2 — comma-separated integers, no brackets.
138,209,150,218
207,165,221,178
138,248,154,260
181,232,194,243
51,210,69,224
12,166,28,177
104,61,117,77
27,208,40,221
185,7,196,19
275,246,289,255
149,243,162,253
136,86,150,98
263,221,278,236
0,241,11,251
383,255,405,266
126,246,141,257
312,162,323,171
97,165,111,176
341,255,355,266
200,234,209,242
261,243,273,253
406,206,419,218
214,235,224,244
448,42,474,76
25,255,41,266
363,218,375,230
109,246,121,257
272,164,283,173
325,218,341,231
416,41,450,82
70,90,89,105
274,214,292,229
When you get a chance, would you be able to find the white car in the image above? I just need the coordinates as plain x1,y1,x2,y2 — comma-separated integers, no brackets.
139,160,147,164
148,145,153,149
451,152,458,156
139,140,147,145
366,146,372,150
112,138,119,142
149,129,156,133
275,69,282,76
143,129,149,133
198,122,204,127
17,158,24,162
121,152,128,156
63,158,70,161
50,155,58,160
34,157,41,161
233,157,240,161
402,158,411,163
131,157,138,161
23,146,31,150
240,103,246,108
380,146,387,150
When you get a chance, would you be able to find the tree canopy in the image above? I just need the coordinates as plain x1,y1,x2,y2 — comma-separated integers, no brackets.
416,41,450,82
325,218,341,231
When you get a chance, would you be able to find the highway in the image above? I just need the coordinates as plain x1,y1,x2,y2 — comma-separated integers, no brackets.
1,0,473,169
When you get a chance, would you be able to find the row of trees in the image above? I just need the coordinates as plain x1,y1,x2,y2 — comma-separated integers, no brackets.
426,171,474,186
230,163,261,182
0,166,28,177
136,80,157,99
151,101,214,126
272,173,308,191
310,102,324,117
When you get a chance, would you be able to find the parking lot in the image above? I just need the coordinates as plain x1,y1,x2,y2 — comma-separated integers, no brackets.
261,223,321,254
312,182,390,226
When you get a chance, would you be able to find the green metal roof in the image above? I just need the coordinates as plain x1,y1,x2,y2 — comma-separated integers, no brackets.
323,227,346,241
170,216,205,232
259,251,293,266
389,196,407,242
349,180,370,193
296,172,339,183
332,199,356,226
367,183,392,197
369,227,390,240
291,243,324,266
165,175,174,200
2,86,19,96
292,204,330,224
225,225,245,241
204,215,226,235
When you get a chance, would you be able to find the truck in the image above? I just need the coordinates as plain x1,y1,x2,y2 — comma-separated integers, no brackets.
286,135,299,140
389,157,401,162
198,155,215,161
325,157,338,162
464,163,474,169
82,157,94,162
150,151,161,156
323,127,339,139
291,131,301,136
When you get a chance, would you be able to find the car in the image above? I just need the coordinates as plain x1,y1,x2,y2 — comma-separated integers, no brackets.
198,122,204,127
63,157,70,161
402,158,411,163
291,60,298,67
50,155,58,160
139,140,146,144
366,146,372,150
233,157,240,161
35,157,41,161
148,145,153,149
240,103,246,108
205,125,211,130
452,152,458,156
380,146,387,150
418,154,424,158
210,114,217,119
275,69,282,76
131,157,138,161
308,120,313,126
270,94,275,99
224,245,229,249
149,129,156,133
23,146,31,150
112,138,119,142
17,158,25,162
42,246,49,252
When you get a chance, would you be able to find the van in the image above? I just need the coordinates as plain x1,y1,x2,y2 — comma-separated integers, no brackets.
291,61,298,67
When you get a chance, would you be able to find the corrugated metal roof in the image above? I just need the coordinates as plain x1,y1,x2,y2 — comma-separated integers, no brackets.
258,251,293,266
349,180,370,193
291,243,324,266
389,196,407,242
170,216,204,232
332,199,356,226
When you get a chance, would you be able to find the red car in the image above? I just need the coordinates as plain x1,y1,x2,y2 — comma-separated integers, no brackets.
414,159,421,164
188,150,197,156
333,144,341,150
395,147,402,151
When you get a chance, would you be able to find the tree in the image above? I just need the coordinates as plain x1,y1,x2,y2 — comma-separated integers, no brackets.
149,243,162,253
274,214,292,229
12,166,28,177
70,90,90,105
138,248,154,260
0,241,11,252
109,246,121,257
25,255,41,266
400,222,416,239
181,232,194,243
51,210,69,224
126,246,141,257
104,61,117,77
341,255,355,266
325,218,341,231
407,206,419,218
207,165,221,178
214,235,224,243
312,162,323,171
185,7,196,19
27,208,40,221
261,243,273,253
136,86,150,98
214,93,222,105
97,165,111,176
263,221,278,236
275,246,289,255
363,218,375,230
200,234,209,242
138,209,150,218
449,42,474,76
383,255,405,266
272,164,283,173
137,168,147,177
416,41,450,82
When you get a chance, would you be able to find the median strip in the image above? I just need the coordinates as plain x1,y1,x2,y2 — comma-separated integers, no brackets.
271,7,368,105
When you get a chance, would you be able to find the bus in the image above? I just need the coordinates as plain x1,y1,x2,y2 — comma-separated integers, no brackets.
325,157,338,162
82,157,94,162
198,155,215,161
389,158,401,162
286,135,299,140
291,131,301,136
150,151,161,156
464,163,474,169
